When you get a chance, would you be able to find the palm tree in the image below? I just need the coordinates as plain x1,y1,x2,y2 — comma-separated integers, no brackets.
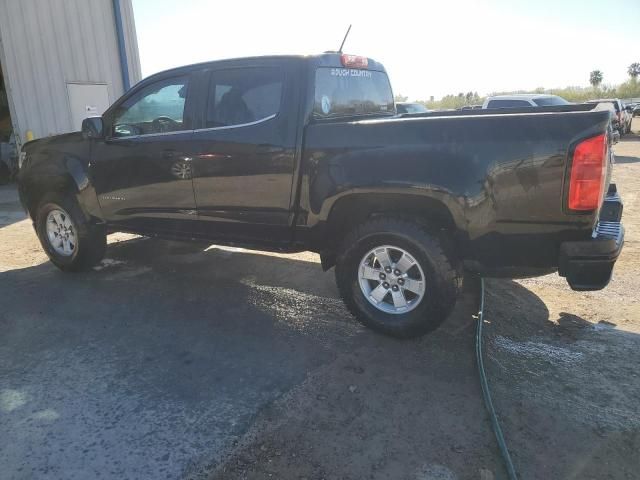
589,70,603,88
628,63,640,80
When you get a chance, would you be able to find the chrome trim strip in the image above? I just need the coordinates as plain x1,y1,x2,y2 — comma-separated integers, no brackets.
108,129,193,141
109,113,277,140
193,114,277,133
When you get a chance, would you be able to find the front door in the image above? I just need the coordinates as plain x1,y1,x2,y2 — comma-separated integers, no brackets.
190,63,299,245
91,74,197,235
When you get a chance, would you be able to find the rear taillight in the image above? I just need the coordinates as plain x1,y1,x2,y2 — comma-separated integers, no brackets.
568,133,607,211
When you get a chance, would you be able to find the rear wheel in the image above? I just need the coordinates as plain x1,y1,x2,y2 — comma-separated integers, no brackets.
335,217,460,338
35,193,106,272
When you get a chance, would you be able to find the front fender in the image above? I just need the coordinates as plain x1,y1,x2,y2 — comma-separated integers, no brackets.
19,135,103,222
65,156,103,221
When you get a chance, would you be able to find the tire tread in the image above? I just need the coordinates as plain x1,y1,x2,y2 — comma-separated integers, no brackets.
335,215,460,338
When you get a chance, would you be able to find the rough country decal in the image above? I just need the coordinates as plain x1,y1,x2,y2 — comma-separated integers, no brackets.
330,68,372,78
100,195,126,201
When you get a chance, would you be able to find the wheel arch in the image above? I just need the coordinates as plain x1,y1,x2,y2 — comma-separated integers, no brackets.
22,156,102,222
318,191,466,270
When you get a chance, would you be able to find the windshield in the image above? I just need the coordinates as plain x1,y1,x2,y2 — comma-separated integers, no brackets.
532,96,570,106
313,67,394,118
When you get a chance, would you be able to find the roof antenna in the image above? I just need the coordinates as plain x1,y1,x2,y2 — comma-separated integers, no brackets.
338,24,352,53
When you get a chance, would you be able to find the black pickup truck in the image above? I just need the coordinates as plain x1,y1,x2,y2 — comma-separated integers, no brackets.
18,53,624,338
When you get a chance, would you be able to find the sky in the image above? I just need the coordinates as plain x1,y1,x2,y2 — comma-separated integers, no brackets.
132,0,640,101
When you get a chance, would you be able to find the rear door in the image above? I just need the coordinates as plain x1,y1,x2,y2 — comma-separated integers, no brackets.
190,60,301,245
91,73,197,235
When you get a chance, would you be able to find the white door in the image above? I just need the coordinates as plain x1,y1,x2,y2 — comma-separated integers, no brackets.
66,83,110,131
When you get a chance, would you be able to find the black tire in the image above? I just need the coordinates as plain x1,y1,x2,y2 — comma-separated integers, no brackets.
335,216,460,338
35,193,106,272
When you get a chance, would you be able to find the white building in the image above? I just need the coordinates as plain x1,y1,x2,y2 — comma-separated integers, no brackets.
0,0,141,172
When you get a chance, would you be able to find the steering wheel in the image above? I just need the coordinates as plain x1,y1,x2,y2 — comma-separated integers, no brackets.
152,116,179,133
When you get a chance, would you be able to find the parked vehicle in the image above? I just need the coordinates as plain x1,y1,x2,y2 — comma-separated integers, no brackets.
588,101,622,133
396,102,431,114
482,94,570,109
586,99,630,135
18,53,624,338
622,104,633,131
459,105,482,110
633,104,640,117
624,103,638,120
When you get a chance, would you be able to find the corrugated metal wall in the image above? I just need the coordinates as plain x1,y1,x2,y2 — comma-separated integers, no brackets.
0,0,141,144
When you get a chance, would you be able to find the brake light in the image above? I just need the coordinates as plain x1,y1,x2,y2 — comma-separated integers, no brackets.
568,134,607,211
340,54,368,69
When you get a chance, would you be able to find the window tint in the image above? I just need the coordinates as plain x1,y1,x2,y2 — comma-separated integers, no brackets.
206,68,283,128
314,68,394,118
112,76,189,137
532,96,569,106
487,99,532,108
398,103,429,114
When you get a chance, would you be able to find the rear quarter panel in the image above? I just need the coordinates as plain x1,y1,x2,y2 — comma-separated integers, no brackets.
300,110,611,270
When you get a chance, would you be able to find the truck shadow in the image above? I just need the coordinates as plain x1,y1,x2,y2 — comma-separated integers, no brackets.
615,155,640,164
481,276,640,480
1,236,638,479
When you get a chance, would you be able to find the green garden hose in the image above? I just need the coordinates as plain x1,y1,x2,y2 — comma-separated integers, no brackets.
476,277,518,480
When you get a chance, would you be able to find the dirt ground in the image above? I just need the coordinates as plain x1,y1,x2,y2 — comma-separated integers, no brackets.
0,120,639,480
207,122,640,480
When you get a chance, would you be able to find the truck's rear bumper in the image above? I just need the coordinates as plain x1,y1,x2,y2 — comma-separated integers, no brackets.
558,187,624,291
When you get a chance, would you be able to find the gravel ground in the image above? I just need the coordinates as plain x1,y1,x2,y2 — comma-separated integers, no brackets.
0,120,638,480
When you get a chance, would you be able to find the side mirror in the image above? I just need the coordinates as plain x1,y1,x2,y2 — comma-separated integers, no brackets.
81,117,104,139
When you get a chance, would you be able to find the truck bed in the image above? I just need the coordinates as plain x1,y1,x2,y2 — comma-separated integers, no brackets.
300,107,612,273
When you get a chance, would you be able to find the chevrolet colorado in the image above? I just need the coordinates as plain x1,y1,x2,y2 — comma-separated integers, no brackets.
18,53,624,338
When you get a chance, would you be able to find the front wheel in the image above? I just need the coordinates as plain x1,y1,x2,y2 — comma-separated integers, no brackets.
335,217,460,338
35,193,106,272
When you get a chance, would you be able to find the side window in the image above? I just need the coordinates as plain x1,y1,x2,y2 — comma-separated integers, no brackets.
487,100,532,108
111,76,189,137
206,68,283,128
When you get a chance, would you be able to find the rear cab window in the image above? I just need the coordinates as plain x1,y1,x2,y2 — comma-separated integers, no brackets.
487,99,533,108
313,67,394,119
532,96,569,107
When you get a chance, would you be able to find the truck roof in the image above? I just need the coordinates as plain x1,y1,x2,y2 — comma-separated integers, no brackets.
140,53,388,84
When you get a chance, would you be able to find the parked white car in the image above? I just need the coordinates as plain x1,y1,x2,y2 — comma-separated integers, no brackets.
482,94,570,109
